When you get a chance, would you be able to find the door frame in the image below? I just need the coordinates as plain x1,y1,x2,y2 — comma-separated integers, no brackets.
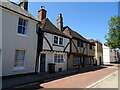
40,53,46,72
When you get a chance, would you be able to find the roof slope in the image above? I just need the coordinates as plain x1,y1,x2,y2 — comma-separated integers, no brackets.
40,18,69,38
0,0,37,21
63,26,93,44
87,39,102,44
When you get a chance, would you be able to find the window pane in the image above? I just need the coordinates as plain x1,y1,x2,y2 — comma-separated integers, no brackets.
22,27,25,34
54,36,58,44
61,59,63,63
18,26,22,34
58,59,61,63
23,20,26,26
61,55,63,59
20,51,25,60
18,18,23,25
58,54,60,59
59,37,63,45
81,42,83,47
54,54,57,63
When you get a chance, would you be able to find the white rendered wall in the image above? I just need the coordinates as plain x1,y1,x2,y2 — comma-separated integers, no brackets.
2,9,37,76
103,44,110,64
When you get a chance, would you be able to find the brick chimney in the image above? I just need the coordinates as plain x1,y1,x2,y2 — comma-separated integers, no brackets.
57,13,63,31
19,0,28,11
38,6,47,21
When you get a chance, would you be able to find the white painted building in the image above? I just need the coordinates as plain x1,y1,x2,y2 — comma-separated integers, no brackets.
103,44,119,64
36,7,70,72
0,0,38,76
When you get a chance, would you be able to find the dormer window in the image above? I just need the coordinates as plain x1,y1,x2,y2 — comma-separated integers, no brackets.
53,35,64,46
18,18,28,35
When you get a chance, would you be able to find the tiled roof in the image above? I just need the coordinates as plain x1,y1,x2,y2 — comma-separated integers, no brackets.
40,18,70,38
0,0,37,21
87,39,102,44
63,26,93,44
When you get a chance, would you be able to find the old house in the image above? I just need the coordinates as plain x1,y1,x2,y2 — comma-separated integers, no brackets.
0,0,38,76
88,39,103,65
36,7,70,72
63,26,95,69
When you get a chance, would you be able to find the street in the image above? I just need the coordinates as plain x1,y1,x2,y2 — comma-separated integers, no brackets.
39,64,119,88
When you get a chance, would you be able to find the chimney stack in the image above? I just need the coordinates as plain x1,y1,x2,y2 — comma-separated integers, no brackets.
19,0,28,11
57,13,63,31
38,6,47,21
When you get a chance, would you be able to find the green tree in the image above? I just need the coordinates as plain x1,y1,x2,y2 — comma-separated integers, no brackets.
105,16,120,49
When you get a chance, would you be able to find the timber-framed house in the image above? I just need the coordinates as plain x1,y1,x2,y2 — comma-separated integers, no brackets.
63,26,95,69
36,7,70,72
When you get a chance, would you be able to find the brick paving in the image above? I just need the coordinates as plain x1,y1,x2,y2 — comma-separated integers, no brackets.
40,67,118,88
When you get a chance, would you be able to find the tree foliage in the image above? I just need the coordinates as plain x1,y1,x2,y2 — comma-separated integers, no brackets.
105,16,120,49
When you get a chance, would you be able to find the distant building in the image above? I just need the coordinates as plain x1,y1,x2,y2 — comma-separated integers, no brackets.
88,39,103,66
103,44,119,64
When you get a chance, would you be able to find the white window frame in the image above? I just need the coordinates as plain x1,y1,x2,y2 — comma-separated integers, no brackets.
13,49,26,70
54,54,65,63
17,18,28,36
53,35,64,46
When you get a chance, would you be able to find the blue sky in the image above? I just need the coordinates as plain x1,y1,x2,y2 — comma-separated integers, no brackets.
15,1,118,43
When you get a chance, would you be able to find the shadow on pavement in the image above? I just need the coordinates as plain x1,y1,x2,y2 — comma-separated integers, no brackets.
103,65,113,66
4,83,44,90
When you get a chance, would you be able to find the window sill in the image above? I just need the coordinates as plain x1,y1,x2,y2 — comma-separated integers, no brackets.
12,67,26,71
55,63,65,64
17,33,29,38
53,44,64,47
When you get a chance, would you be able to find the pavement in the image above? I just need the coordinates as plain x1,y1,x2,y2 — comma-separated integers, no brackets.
92,70,119,88
2,63,120,89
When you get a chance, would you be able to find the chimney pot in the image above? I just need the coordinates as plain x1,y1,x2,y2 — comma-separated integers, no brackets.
41,6,45,9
